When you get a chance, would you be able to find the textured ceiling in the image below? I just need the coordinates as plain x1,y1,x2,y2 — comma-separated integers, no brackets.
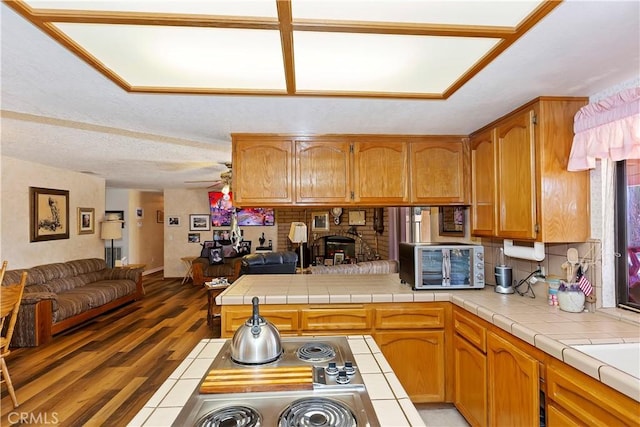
1,0,639,191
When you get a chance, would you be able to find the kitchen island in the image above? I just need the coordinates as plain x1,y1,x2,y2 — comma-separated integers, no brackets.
213,273,640,425
128,335,425,426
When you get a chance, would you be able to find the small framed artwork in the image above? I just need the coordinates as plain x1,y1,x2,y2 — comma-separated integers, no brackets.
315,256,324,266
156,210,164,223
167,216,180,226
106,210,125,228
348,210,366,226
188,233,201,243
324,258,334,266
136,208,144,219
439,206,465,236
30,187,70,242
190,214,211,231
312,212,330,231
334,252,345,265
77,207,95,235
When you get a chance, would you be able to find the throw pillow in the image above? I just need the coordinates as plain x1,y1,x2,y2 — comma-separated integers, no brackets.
200,241,216,258
221,244,238,258
208,248,224,265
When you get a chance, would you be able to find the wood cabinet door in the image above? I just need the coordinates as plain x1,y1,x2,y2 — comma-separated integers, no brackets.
487,332,539,426
410,139,467,204
495,110,538,239
470,129,496,237
296,139,352,204
375,330,445,402
353,140,409,204
454,334,488,427
546,358,640,426
232,137,294,205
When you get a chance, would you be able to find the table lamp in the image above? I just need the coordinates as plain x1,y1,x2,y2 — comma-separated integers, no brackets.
101,213,124,268
288,222,308,270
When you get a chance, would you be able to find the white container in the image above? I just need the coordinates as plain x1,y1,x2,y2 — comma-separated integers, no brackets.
557,290,585,312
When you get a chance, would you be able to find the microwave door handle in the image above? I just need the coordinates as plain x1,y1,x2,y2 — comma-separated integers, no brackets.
443,250,451,286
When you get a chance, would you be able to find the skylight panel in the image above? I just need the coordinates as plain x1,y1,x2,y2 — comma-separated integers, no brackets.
53,23,286,90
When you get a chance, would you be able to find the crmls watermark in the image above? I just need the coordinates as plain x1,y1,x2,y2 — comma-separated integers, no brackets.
7,411,60,424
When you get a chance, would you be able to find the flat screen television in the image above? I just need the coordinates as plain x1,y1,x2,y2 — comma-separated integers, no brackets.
208,191,274,226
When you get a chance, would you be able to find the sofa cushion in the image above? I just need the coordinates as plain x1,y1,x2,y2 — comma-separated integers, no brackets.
45,276,84,293
53,279,137,322
67,258,107,275
32,262,75,282
309,260,398,274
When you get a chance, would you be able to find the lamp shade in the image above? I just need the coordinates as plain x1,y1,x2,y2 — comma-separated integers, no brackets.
101,221,122,240
288,222,308,244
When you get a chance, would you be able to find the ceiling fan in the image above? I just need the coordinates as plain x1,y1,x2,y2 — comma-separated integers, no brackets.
185,162,232,191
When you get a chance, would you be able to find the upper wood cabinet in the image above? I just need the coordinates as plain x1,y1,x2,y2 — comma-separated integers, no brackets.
470,129,496,237
232,135,294,205
496,109,538,240
469,97,590,242
353,139,410,204
410,138,469,205
232,134,466,206
296,138,351,204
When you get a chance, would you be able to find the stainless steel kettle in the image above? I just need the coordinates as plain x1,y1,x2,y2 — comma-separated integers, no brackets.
230,296,282,364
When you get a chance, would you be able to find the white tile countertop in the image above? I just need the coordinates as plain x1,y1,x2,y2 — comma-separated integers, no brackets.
128,335,425,427
217,273,640,402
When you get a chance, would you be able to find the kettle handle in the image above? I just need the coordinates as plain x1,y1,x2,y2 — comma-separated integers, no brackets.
251,297,261,336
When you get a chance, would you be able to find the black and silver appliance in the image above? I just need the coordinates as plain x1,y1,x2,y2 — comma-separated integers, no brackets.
173,336,380,426
399,242,485,290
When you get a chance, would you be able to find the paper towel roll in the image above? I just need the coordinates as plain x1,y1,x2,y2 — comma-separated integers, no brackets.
503,239,545,261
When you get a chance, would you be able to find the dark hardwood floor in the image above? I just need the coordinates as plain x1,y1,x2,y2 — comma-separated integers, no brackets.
0,272,217,426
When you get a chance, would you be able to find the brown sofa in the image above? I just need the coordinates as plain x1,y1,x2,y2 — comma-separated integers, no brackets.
308,260,398,274
1,258,144,347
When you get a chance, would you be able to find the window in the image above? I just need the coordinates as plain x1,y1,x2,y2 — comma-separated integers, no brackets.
616,159,640,311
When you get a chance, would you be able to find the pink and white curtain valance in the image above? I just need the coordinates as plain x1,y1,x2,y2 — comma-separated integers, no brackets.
568,87,640,171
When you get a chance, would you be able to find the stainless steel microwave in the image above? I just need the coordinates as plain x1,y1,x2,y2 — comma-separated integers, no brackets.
399,242,485,290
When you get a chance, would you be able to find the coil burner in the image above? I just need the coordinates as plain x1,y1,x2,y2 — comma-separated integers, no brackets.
296,342,337,363
278,397,356,427
195,405,261,427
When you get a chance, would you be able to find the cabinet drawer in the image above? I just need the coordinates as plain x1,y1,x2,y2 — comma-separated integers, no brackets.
546,359,640,426
223,307,299,336
453,309,487,352
375,306,445,329
301,307,372,331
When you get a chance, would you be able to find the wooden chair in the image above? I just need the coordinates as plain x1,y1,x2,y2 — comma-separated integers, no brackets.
1,270,27,408
0,260,7,285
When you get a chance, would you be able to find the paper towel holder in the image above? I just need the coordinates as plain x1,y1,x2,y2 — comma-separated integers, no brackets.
503,239,545,261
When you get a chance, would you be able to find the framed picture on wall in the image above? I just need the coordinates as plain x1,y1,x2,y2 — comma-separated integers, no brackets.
312,212,329,231
167,216,180,226
190,214,211,231
30,187,70,242
77,207,95,235
188,233,201,243
439,206,465,236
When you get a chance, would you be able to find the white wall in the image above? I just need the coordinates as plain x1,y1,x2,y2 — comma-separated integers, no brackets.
0,156,105,269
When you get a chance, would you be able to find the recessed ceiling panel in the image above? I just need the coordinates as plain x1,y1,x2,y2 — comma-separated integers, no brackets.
294,31,499,93
54,24,286,89
291,0,544,26
24,0,279,17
